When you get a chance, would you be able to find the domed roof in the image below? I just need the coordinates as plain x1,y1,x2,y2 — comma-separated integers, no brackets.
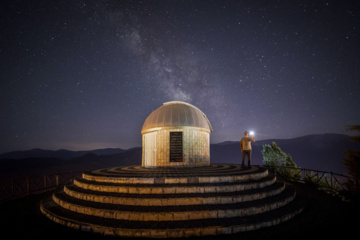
141,101,213,134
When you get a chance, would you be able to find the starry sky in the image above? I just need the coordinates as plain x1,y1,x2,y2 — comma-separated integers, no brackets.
1,0,359,153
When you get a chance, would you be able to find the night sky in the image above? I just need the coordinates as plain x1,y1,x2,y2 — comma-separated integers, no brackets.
1,0,359,153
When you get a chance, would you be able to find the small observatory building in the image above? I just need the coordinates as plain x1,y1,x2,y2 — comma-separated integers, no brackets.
141,101,213,168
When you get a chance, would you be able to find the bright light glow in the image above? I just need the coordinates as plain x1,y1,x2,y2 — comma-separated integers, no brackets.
249,131,254,136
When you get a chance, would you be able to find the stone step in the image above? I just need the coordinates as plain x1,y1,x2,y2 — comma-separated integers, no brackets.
40,164,306,238
82,165,268,184
40,191,306,238
51,184,294,221
93,164,245,177
73,174,277,195
64,181,284,206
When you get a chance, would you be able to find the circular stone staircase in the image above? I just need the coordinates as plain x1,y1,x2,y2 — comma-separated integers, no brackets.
40,164,306,238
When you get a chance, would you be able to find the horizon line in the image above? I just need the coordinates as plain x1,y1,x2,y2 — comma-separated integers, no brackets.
0,132,350,155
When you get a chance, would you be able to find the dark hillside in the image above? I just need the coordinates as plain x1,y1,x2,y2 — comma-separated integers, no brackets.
0,148,142,180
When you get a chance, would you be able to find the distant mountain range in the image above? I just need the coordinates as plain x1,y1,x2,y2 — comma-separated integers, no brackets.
0,148,127,160
1,133,359,180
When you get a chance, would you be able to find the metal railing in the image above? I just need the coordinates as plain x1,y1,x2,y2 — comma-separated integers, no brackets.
0,172,82,204
269,165,352,194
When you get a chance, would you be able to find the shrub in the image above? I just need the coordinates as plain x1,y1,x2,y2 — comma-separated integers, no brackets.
262,142,299,180
344,125,360,198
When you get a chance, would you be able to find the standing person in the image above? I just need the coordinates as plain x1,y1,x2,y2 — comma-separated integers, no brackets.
240,131,255,168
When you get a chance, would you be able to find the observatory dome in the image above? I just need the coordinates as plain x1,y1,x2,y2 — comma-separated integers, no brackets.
141,101,212,168
141,101,213,134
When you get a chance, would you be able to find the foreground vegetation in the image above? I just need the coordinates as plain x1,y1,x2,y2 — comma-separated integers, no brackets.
262,126,360,202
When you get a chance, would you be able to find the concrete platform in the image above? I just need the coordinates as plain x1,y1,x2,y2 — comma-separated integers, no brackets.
40,164,306,238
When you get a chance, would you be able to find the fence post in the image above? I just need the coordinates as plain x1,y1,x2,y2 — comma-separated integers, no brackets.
330,172,333,189
11,179,14,198
26,177,30,196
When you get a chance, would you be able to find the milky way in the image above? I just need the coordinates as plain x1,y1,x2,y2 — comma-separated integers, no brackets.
108,3,227,121
1,0,359,152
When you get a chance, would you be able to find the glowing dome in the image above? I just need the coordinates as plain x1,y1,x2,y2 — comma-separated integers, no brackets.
141,101,213,134
141,101,213,168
